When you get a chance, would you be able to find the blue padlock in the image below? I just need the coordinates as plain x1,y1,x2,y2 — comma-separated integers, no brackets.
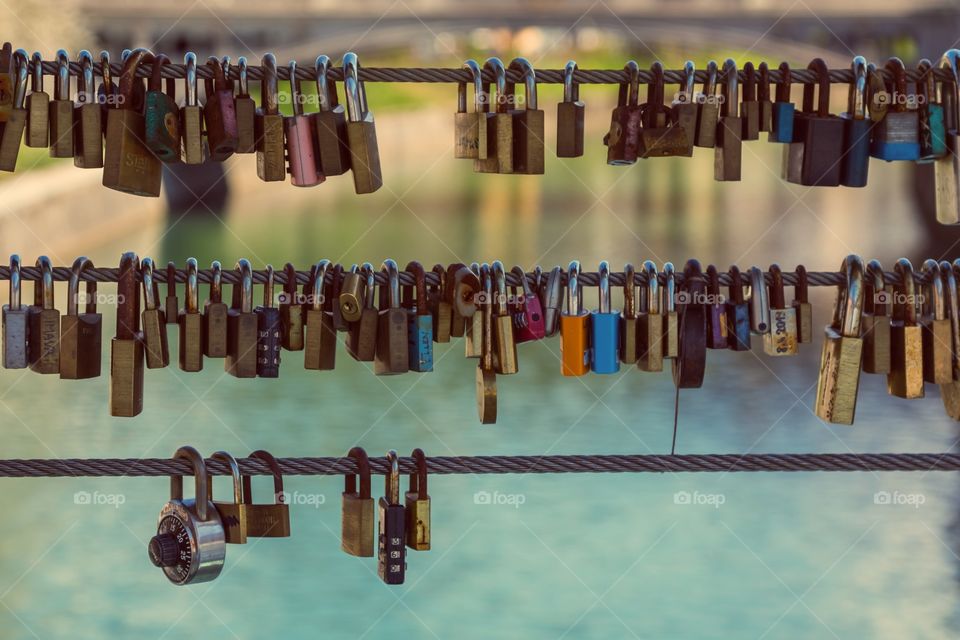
590,261,620,374
725,265,752,351
918,58,947,162
769,61,795,143
840,56,873,187
870,57,921,161
403,261,433,372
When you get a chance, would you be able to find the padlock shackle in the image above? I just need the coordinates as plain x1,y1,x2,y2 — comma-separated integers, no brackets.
8,255,20,311
794,264,809,305
260,53,279,116
33,256,54,310
619,60,640,108
507,57,537,111
758,62,771,103
622,263,636,318
262,264,275,309
543,266,564,336
141,258,161,312
12,50,27,109
481,57,507,115
184,258,199,314
922,259,946,321
384,450,400,505
641,260,659,315
848,56,868,120
706,264,722,299
662,262,676,313
345,446,371,498
562,60,579,103
727,265,745,305
749,266,769,333
183,52,198,107
233,259,253,314
29,51,42,92
938,50,960,130
100,50,114,99
208,451,243,505
77,50,95,104
742,61,757,102
917,59,937,108
314,55,340,112
165,261,177,301
241,450,286,505
565,260,582,315
775,61,791,103
883,57,909,114
720,58,739,118
892,258,917,326
282,263,298,302
492,261,509,316
380,259,400,310
940,261,960,362
701,60,718,100
644,61,667,127
433,263,448,303
768,264,786,310
834,255,865,337
208,260,223,304
405,261,429,315
118,48,154,109
170,446,210,522
865,259,886,316
511,265,533,298
54,49,69,100
677,60,695,105
204,55,229,95
343,52,370,122
461,59,483,114
802,58,830,117
682,259,704,297
309,259,330,312
361,262,377,309
67,256,96,317
598,261,612,314
287,60,304,117
148,53,170,93
116,252,140,339
237,56,250,98
408,448,428,498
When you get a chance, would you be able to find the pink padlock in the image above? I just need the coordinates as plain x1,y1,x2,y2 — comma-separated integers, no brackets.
284,60,324,187
511,266,546,342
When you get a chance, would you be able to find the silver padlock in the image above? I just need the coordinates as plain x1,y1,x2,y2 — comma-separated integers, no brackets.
148,446,226,585
3,255,28,368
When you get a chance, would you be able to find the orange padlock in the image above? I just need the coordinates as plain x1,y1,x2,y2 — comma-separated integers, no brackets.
560,260,590,376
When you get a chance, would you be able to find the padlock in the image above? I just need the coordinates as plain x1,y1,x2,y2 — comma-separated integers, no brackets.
203,261,229,358
695,60,720,148
139,258,169,369
590,261,620,374
24,52,48,148
96,50,119,130
715,58,743,182
785,58,844,186
840,56,872,188
234,57,256,153
770,61,795,143
454,59,483,159
815,255,866,425
748,266,770,335
311,55,350,176
670,61,698,152
180,52,204,165
935,50,960,224
110,252,144,417
757,61,774,133
725,265,751,351
164,262,178,325
763,265,798,357
48,50,74,158
705,265,728,349
103,48,161,196
450,263,479,340
347,262,379,362
72,51,103,169
921,259,953,384
328,263,348,333
341,446,374,557
511,265,545,343
203,55,238,161
343,52,383,193
639,61,691,158
28,256,60,374
144,54,180,163
888,258,924,399
476,265,497,424
148,447,225,585
205,451,247,545
403,261,434,372
376,259,409,374
0,43,11,122
226,259,258,378
560,261,590,376
740,61,761,140
304,259,337,370
431,264,452,343
490,261,517,374
464,263,485,359
474,57,512,174
176,258,203,373
280,263,304,351
2,255,28,369
862,259,891,374
507,57,544,175
284,60,323,187
59,257,102,380
255,265,282,378
792,264,814,344
0,51,28,172
604,61,641,164
637,260,664,372
405,449,430,551
256,53,285,181
619,263,638,364
917,58,947,162
940,261,960,418
340,264,364,323
672,260,707,389
557,60,585,158
378,450,407,585
240,450,291,538
662,263,679,359
871,57,921,162
541,266,564,338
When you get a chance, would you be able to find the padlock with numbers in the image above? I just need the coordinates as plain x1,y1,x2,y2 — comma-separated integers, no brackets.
935,51,960,224
2,255,28,369
341,447,374,557
637,260,664,372
144,54,180,163
840,56,872,188
792,265,814,344
103,49,161,196
343,52,383,193
376,259,409,374
110,253,144,417
203,261,229,358
815,255,866,425
348,263,379,362
888,258,925,399
785,58,844,186
28,256,60,374
557,60,585,157
639,62,692,158
0,51,28,172
24,52,48,148
871,57,920,162
285,60,323,187
591,261,620,374
240,450,291,538
672,260,708,389
725,266,751,351
256,265,282,378
48,50,74,158
695,60,720,148
474,58,513,174
763,265,798,357
139,259,169,369
862,260,891,374
203,56,238,161
715,58,743,181
662,263,679,358
511,265,545,343
164,262,178,325
279,263,304,351
507,57,544,174
256,53,285,181
431,264,452,343
740,61,761,140
405,448,431,551
304,260,337,370
179,52,204,165
233,57,256,153
403,262,433,372
604,61,641,164
770,61,795,143
560,261,590,376
619,264,638,364
208,452,247,545
340,264,364,324
748,266,770,336
311,55,350,176
757,62,774,133
917,58,947,162
378,451,407,585
73,51,103,169
226,259,258,378
671,61,699,152
921,260,953,384
59,257,102,379
477,265,498,424
705,265,728,349
177,258,204,372
454,59,483,159
491,261,517,375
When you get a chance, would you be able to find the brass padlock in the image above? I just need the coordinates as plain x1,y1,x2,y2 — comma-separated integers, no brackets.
343,52,383,194
226,259,258,378
48,50,74,158
164,262,179,325
921,259,953,384
715,58,743,182
0,51,28,172
73,50,103,169
638,61,692,158
341,447,374,557
431,264,452,343
670,60,698,152
180,52,204,165
60,256,102,380
935,51,960,224
792,264,814,344
140,258,169,369
203,260,229,358
25,51,48,148
740,61,761,141
375,259,408,374
862,260,891,374
240,450,291,538
405,448,431,552
178,258,204,373
763,264,798,357
279,262,304,351
695,60,720,148
557,60,585,158
347,262,378,362
477,264,497,423
464,263,484,358
507,57,544,175
311,55,350,176
208,451,247,544
109,252,144,417
28,256,60,374
474,58,512,174
454,59,483,159
340,264,364,323
3,255,28,369
304,259,337,370
938,261,960,418
662,263,679,359
255,53,285,181
637,260,664,372
492,261,518,374
888,258,924,399
234,57,256,153
620,263,638,364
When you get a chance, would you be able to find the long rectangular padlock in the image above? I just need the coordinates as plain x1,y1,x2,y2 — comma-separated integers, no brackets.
590,262,620,374
560,261,590,376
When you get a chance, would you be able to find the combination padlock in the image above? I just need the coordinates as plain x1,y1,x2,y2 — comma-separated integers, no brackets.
255,265,282,378
378,450,407,585
511,265,545,343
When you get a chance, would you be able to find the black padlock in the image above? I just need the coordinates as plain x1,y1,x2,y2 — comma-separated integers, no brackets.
378,450,406,585
785,58,844,186
256,265,282,378
840,56,873,188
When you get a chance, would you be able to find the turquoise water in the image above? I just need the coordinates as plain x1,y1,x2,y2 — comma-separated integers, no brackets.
0,121,955,639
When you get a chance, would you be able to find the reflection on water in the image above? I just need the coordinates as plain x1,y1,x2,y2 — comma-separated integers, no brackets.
0,108,957,639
